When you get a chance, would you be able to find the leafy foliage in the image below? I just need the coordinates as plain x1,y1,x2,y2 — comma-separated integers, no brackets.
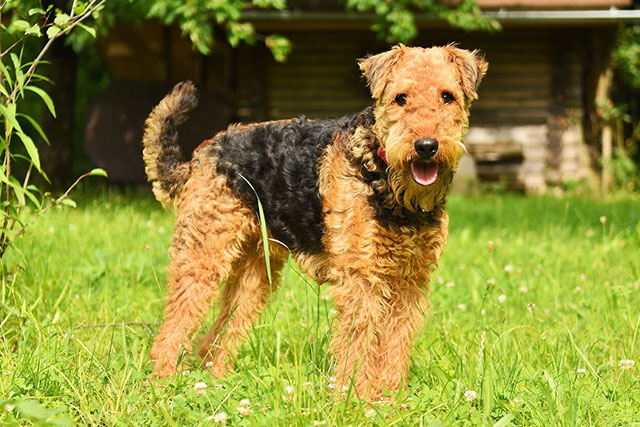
606,25,640,192
9,0,496,62
0,0,107,260
347,0,500,43
613,25,640,90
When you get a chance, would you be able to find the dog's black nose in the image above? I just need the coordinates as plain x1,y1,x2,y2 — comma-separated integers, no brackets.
414,138,439,159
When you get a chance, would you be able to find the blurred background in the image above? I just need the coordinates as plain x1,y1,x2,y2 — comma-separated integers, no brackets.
3,0,640,194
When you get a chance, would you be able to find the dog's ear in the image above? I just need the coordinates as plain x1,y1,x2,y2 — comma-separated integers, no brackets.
447,46,488,101
359,45,406,99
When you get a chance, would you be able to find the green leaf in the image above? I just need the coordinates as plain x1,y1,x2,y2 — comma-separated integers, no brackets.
8,176,26,206
0,103,22,134
16,131,41,172
492,414,515,427
24,187,42,209
265,34,291,63
48,416,74,427
47,26,62,39
78,23,97,38
74,1,87,15
10,53,25,94
9,20,31,34
17,113,49,144
0,83,9,98
0,62,13,88
89,168,108,177
61,198,77,208
29,73,53,83
28,8,46,16
54,13,71,27
25,24,42,37
16,400,52,420
25,86,56,118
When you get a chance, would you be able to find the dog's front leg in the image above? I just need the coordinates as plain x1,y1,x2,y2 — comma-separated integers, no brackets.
330,274,388,399
375,284,427,394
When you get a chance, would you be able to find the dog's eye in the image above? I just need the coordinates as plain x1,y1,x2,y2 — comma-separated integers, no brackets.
441,92,455,104
394,93,407,106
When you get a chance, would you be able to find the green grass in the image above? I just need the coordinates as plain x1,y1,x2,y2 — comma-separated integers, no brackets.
1,190,639,425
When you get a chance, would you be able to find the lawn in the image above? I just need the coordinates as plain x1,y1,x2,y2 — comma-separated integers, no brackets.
1,190,639,426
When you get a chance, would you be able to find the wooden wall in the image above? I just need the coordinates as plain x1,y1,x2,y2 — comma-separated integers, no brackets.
95,22,610,190
234,28,599,192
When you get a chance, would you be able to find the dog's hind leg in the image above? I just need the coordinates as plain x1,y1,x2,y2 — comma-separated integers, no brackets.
150,172,258,379
198,241,284,377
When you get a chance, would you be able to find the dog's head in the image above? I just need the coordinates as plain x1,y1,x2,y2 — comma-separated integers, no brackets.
359,44,487,212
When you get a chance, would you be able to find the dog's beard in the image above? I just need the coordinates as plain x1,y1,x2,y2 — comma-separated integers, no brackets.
387,167,452,212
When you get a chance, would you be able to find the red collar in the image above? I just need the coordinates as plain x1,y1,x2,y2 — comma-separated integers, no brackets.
377,146,388,165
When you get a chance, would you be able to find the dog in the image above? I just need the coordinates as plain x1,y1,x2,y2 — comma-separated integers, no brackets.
142,44,487,400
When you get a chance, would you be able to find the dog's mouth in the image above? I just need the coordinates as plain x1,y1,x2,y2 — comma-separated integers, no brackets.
410,161,439,186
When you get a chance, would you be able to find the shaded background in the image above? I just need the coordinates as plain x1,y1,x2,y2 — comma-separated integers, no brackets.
35,0,640,193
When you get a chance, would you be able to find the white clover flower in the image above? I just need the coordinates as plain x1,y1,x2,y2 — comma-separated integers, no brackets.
486,278,496,286
519,286,528,293
194,381,208,396
446,282,455,288
513,397,522,404
283,385,295,401
576,368,587,374
498,294,507,303
205,361,214,368
213,412,227,424
464,390,477,402
575,286,582,293
364,407,376,418
458,304,467,312
303,381,312,388
504,265,514,273
237,399,251,416
182,370,191,376
526,303,536,312
619,359,636,371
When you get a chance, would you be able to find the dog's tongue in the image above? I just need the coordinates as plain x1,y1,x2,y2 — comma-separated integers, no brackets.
411,161,439,186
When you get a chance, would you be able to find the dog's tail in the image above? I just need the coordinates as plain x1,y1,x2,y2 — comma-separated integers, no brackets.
142,81,198,205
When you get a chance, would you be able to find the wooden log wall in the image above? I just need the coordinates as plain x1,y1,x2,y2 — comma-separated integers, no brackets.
95,23,608,190
236,28,596,192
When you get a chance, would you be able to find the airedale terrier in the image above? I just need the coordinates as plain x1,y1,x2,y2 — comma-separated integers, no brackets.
142,44,487,399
